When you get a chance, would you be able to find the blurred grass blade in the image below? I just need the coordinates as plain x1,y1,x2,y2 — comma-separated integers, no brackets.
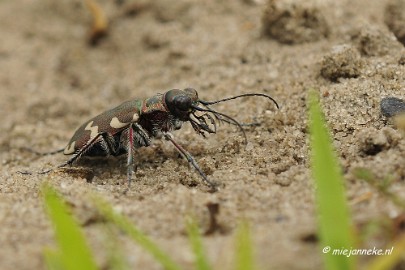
103,225,129,270
43,248,64,270
185,217,211,270
235,221,256,270
367,234,405,270
308,90,354,270
92,196,182,270
354,168,405,209
42,183,98,270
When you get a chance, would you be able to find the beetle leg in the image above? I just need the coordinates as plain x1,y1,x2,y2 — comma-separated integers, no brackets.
133,123,152,148
100,133,118,156
65,133,118,166
120,123,151,189
20,147,65,156
163,133,218,191
38,133,115,175
126,124,136,188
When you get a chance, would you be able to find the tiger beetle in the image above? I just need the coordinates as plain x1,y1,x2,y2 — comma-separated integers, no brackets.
23,88,279,191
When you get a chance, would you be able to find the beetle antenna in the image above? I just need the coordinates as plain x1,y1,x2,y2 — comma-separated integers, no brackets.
200,93,279,109
191,105,248,144
200,103,260,127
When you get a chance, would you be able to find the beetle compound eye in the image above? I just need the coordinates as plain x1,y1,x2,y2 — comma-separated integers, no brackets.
174,95,192,111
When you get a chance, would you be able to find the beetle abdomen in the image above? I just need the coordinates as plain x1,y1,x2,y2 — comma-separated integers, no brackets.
64,99,142,155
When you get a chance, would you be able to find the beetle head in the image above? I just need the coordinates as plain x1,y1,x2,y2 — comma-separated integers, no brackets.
165,88,217,136
165,88,279,142
165,88,199,121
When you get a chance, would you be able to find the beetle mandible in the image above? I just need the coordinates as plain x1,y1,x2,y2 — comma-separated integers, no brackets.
32,88,279,191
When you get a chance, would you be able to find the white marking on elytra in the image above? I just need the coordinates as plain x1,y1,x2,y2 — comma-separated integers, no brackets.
85,121,99,139
64,141,76,154
110,117,129,129
133,112,139,122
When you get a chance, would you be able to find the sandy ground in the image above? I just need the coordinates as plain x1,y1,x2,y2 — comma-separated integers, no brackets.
1,0,405,269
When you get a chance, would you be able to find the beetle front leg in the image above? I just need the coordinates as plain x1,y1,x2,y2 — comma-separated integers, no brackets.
163,133,218,191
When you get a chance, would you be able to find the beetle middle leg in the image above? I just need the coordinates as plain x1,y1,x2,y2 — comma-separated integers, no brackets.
163,133,218,191
126,124,136,188
122,123,151,188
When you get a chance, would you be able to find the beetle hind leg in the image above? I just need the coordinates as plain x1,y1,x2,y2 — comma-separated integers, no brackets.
20,147,65,156
65,133,116,166
35,133,117,175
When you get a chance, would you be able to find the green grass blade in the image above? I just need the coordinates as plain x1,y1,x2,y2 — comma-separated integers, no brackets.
185,217,211,270
107,244,128,270
92,196,182,270
42,183,98,270
43,248,64,270
308,90,354,270
235,221,256,270
103,225,129,270
367,234,405,270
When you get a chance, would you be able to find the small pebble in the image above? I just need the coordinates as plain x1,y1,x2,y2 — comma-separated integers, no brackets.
384,0,405,45
262,0,329,44
351,25,402,56
320,44,363,82
380,97,405,117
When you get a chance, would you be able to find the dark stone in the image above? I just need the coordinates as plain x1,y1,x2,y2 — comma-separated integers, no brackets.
381,97,405,117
